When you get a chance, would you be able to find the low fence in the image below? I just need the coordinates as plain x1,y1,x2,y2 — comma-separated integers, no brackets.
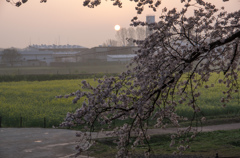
0,116,152,129
0,116,54,128
0,73,119,82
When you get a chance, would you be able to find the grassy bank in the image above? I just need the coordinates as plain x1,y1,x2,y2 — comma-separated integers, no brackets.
0,62,128,75
85,129,240,158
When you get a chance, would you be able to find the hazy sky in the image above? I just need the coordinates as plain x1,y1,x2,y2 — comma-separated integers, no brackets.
0,0,239,49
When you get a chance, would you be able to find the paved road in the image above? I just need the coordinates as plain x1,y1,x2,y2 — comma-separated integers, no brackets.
1,123,240,158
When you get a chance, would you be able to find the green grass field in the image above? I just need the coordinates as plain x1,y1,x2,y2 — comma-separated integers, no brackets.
176,73,240,118
0,78,98,127
0,73,240,128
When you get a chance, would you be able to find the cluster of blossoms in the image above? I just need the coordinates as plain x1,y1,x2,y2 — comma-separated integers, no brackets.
58,0,239,156
9,0,240,157
6,0,47,7
6,0,28,7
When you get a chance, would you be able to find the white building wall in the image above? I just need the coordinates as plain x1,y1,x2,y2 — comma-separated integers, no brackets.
107,54,137,62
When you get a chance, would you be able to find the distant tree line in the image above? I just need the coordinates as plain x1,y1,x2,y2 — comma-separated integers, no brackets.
102,26,146,47
1,48,22,67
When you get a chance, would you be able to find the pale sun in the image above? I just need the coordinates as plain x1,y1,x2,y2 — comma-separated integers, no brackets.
114,25,121,31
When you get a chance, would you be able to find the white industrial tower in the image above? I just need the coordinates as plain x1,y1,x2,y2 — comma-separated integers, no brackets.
146,15,155,37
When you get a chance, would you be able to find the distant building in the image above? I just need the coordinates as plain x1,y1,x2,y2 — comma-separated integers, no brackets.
23,45,88,66
76,46,138,63
29,44,87,52
0,44,88,67
0,45,139,67
107,54,137,62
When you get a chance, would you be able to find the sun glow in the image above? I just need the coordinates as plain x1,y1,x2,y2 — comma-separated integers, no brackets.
114,25,121,31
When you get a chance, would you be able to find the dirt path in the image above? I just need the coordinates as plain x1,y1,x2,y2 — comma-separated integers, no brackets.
1,123,240,158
